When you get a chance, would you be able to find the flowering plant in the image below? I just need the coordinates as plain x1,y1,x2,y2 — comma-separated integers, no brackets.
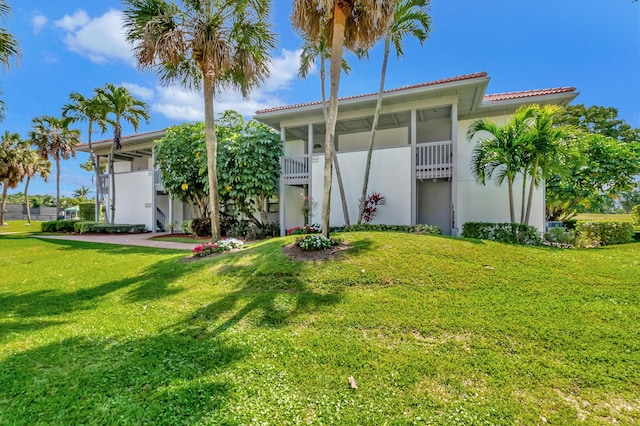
192,238,243,257
295,234,340,251
287,223,322,235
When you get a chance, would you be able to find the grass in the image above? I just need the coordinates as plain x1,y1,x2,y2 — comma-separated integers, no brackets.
1,230,638,424
0,220,42,234
575,213,633,222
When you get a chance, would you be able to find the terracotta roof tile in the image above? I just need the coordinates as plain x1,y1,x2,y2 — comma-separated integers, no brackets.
254,72,489,115
483,87,576,102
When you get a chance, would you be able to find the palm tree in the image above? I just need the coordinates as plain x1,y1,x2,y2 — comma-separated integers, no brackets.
467,107,536,223
22,149,50,224
0,131,25,225
299,35,352,225
357,0,431,224
95,83,149,224
292,0,395,238
73,186,90,201
123,0,276,242
0,0,20,72
63,92,108,222
30,116,80,218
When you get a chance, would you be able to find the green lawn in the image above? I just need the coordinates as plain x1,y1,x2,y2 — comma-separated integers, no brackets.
1,231,638,424
0,220,42,234
575,213,633,222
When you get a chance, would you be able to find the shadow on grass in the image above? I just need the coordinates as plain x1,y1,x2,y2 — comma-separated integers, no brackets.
31,235,190,255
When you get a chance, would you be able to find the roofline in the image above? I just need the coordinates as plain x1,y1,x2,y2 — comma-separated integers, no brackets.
76,129,166,151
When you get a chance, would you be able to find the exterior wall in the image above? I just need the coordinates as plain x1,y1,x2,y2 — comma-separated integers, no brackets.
310,146,411,227
416,117,451,143
132,157,151,171
284,186,306,230
113,170,153,230
456,116,545,233
114,161,132,173
284,139,305,156
337,127,408,151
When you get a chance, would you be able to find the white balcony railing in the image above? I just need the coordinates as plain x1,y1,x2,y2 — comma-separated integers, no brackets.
281,155,309,185
416,141,453,179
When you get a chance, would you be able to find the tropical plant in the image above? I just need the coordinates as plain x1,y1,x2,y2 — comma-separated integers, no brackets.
292,0,396,238
63,92,108,222
0,0,19,72
467,107,536,223
358,0,431,224
0,131,25,225
95,83,149,223
30,115,80,218
122,0,276,242
22,149,50,224
73,186,90,201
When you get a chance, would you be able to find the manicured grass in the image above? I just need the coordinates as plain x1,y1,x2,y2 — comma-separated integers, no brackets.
575,213,633,222
1,232,638,424
152,235,209,244
0,220,42,234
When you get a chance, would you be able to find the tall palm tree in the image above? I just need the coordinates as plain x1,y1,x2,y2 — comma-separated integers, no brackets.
30,115,80,218
467,107,536,223
63,92,108,222
123,0,275,242
22,149,50,224
299,35,352,225
73,186,90,201
358,0,431,223
95,83,149,224
0,0,20,72
0,131,26,225
292,0,395,238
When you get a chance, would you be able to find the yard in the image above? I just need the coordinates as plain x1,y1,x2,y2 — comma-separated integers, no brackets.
0,227,638,424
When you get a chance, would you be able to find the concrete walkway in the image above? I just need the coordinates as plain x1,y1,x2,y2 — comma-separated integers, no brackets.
34,233,196,251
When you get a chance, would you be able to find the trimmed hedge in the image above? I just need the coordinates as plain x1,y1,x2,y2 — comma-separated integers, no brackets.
632,205,640,226
331,223,441,235
42,220,80,233
575,221,634,246
78,202,95,221
461,222,542,245
42,220,146,234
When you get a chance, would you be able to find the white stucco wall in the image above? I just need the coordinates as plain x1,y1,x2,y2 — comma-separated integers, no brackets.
284,186,306,230
337,127,408,151
284,139,305,156
310,146,411,227
456,117,545,233
114,161,131,173
416,117,451,143
113,170,153,230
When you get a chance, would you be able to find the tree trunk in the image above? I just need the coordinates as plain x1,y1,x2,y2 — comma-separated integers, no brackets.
321,4,347,239
203,76,221,241
320,51,350,226
24,176,32,224
0,178,8,225
87,121,101,222
507,177,515,223
520,170,527,224
55,156,61,220
109,142,116,224
524,158,539,225
358,35,390,224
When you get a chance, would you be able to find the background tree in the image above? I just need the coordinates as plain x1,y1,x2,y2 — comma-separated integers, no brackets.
0,131,25,225
73,186,90,201
358,0,431,224
30,116,80,218
95,83,149,224
0,0,20,121
292,0,395,238
556,104,640,143
620,184,640,213
22,149,50,224
63,92,108,222
123,0,276,242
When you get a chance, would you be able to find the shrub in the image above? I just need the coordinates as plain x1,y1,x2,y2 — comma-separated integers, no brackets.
181,220,193,235
295,234,339,251
575,221,634,247
192,238,243,257
544,227,578,247
228,220,279,240
287,224,322,235
78,202,95,221
191,217,211,237
362,192,385,223
461,222,542,246
41,220,80,233
632,205,640,226
74,221,97,234
331,223,441,235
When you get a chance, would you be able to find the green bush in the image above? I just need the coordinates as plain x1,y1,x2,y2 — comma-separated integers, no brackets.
461,222,542,245
181,220,193,235
544,227,578,246
229,220,280,240
331,223,441,235
41,220,80,233
191,217,211,237
296,235,339,251
575,221,634,247
74,221,97,234
632,205,640,226
78,202,95,221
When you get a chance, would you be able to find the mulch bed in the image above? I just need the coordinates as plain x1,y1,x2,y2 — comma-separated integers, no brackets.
282,241,351,262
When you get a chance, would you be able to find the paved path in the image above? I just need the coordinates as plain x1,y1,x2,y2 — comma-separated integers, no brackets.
34,233,196,251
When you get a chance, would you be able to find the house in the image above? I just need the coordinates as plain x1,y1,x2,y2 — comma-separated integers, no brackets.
253,72,577,236
78,72,577,235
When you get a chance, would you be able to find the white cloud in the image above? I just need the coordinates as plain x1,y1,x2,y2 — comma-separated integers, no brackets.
121,82,155,101
32,15,48,35
54,10,89,32
56,9,132,64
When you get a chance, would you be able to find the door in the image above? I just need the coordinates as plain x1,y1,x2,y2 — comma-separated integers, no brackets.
417,180,451,235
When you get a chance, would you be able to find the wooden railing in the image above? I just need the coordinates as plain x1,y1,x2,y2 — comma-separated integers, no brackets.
281,155,309,185
416,141,453,179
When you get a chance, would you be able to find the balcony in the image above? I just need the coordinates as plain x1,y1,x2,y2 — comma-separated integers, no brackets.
281,155,309,185
416,141,452,179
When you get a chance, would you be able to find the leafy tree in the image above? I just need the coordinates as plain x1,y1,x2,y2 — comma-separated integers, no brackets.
619,184,640,214
63,92,108,222
467,107,536,223
22,149,50,223
95,83,149,224
556,104,640,143
30,116,80,218
73,186,90,201
358,0,431,224
0,131,25,225
123,0,276,242
292,0,395,237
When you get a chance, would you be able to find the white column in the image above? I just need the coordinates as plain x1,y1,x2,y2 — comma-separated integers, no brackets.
279,126,286,236
307,123,313,225
151,148,157,233
168,197,174,234
410,109,417,225
451,103,458,236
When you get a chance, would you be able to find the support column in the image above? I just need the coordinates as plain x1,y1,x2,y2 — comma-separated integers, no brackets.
279,127,286,236
151,148,157,234
451,103,458,236
410,109,417,225
168,197,174,234
307,123,313,225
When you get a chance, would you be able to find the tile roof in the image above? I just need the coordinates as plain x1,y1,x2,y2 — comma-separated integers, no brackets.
483,87,576,102
254,72,489,115
77,129,165,148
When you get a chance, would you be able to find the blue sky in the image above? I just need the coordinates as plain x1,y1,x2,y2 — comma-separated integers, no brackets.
2,0,639,198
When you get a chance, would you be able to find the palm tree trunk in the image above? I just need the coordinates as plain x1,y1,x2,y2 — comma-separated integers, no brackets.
55,156,61,220
321,4,347,238
24,176,32,224
0,178,8,225
320,52,350,226
524,159,539,225
87,121,100,222
520,170,527,224
507,177,515,223
109,145,116,224
203,76,221,241
359,35,390,224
